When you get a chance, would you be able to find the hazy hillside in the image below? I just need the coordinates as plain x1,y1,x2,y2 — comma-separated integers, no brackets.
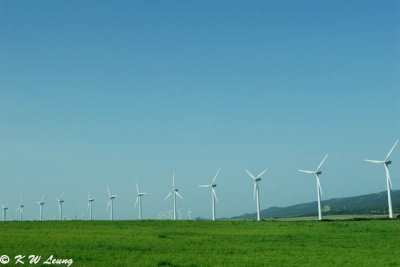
232,190,400,219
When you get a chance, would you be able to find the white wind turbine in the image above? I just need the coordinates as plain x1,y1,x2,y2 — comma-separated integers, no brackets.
177,209,183,220
135,182,147,220
198,169,220,221
365,140,399,219
36,195,45,221
56,193,65,221
188,208,192,220
16,195,24,221
245,168,268,221
1,203,8,221
87,191,95,221
106,186,117,220
298,154,328,221
164,172,183,220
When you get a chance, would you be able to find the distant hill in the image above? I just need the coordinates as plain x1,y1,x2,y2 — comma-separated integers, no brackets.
231,190,400,219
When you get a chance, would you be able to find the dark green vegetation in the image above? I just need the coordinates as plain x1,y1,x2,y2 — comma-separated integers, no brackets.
233,190,400,220
1,220,400,266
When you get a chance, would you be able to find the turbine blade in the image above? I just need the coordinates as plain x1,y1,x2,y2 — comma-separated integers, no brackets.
257,168,268,178
385,140,399,160
36,201,41,205
198,185,211,188
107,186,111,197
175,191,183,199
136,182,139,194
245,169,257,180
106,200,110,211
385,164,393,189
316,153,328,172
172,172,175,187
212,168,220,184
134,196,139,208
298,170,315,174
253,182,257,200
163,192,172,201
59,192,64,200
365,159,384,164
316,175,323,196
212,188,218,202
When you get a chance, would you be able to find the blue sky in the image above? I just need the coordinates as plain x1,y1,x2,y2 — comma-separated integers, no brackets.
0,1,399,220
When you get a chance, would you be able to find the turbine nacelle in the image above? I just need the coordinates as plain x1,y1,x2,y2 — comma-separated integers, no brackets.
386,160,392,165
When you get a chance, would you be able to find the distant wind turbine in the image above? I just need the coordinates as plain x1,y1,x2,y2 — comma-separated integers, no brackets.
106,186,117,220
177,209,183,220
245,168,268,221
298,154,329,221
365,140,398,219
188,208,192,220
87,191,95,221
56,193,65,221
198,169,220,221
36,195,45,221
164,172,183,220
135,182,147,220
2,203,8,221
16,195,24,221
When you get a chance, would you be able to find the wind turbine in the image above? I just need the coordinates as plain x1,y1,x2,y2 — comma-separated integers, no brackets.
56,193,65,221
177,209,183,220
365,140,399,219
245,168,268,221
87,191,95,221
188,208,192,220
298,154,328,221
134,182,147,220
1,203,8,221
198,169,220,221
16,195,24,221
164,172,183,221
106,186,117,220
36,195,45,221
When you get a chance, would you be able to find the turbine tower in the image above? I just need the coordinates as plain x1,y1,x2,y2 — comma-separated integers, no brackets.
245,168,268,221
16,195,24,221
56,193,65,221
87,191,95,221
298,154,328,221
135,182,147,220
198,169,220,221
106,186,117,221
36,195,45,221
365,140,398,219
164,172,183,220
1,203,8,221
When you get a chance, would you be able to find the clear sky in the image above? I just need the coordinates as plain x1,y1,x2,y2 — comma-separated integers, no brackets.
1,1,399,220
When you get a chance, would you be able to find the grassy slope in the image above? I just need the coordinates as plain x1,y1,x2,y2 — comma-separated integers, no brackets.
0,220,400,266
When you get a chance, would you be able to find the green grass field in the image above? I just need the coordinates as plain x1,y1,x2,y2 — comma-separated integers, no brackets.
1,220,400,266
